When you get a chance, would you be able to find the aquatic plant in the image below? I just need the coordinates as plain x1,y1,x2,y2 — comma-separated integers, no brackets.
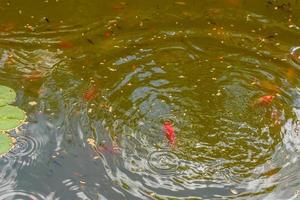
0,132,15,156
0,85,16,106
0,85,26,156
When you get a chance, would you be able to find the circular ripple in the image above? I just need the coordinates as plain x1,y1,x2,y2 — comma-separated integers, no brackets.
290,46,300,65
0,158,17,195
7,136,37,157
4,135,40,168
147,150,180,175
1,1,299,199
0,190,45,200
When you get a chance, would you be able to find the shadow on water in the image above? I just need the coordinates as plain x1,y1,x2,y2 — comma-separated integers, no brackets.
1,0,300,199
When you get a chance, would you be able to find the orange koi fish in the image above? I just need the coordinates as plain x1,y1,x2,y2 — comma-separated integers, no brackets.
163,121,176,146
58,40,74,49
103,30,112,38
23,70,44,82
259,80,280,93
0,22,15,32
253,95,275,107
83,85,97,101
87,138,120,154
286,67,297,81
97,144,121,154
227,0,240,6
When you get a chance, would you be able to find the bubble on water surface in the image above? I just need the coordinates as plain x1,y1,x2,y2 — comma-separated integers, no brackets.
147,150,180,175
290,46,300,65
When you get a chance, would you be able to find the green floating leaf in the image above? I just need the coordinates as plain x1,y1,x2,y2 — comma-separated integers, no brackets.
0,105,26,131
0,85,16,106
0,132,14,156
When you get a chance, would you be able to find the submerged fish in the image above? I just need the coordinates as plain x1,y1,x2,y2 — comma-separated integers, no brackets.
23,70,44,82
87,138,120,154
286,67,297,81
58,40,75,49
253,95,275,107
259,80,280,93
163,121,176,146
83,85,97,101
97,144,121,154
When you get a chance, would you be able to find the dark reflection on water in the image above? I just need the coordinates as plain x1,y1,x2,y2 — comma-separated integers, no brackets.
1,0,300,199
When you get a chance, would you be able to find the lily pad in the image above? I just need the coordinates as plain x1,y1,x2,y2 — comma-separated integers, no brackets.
0,85,16,106
0,132,14,156
0,105,26,131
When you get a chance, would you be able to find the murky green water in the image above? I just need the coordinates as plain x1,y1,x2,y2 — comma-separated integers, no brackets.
1,0,300,199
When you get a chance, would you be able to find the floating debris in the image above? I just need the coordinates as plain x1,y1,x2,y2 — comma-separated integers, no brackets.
28,101,38,106
230,189,238,195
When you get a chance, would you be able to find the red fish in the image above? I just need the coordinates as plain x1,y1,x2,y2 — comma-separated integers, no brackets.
83,85,97,101
227,0,240,6
0,22,15,32
112,2,126,11
163,121,176,146
103,31,112,38
23,70,44,82
253,95,275,107
97,144,121,154
258,81,280,93
58,40,74,49
286,67,297,80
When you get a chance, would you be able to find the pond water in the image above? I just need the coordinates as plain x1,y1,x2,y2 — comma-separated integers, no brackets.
1,0,300,199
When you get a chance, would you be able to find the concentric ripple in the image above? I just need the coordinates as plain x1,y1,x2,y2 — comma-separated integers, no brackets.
97,3,300,198
0,190,46,200
1,0,300,199
147,150,180,175
7,136,38,158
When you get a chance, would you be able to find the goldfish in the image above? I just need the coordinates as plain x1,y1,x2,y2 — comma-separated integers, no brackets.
0,22,15,32
87,138,120,154
259,80,280,93
227,0,240,6
23,70,44,82
97,144,121,154
286,67,297,80
163,121,176,146
58,40,74,49
259,167,281,178
83,85,97,101
103,30,112,38
253,95,275,107
112,2,126,11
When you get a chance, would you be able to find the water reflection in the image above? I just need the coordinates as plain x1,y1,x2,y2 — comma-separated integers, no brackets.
1,0,300,199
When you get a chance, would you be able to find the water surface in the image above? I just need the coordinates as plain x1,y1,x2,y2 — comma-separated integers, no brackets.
1,0,300,199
